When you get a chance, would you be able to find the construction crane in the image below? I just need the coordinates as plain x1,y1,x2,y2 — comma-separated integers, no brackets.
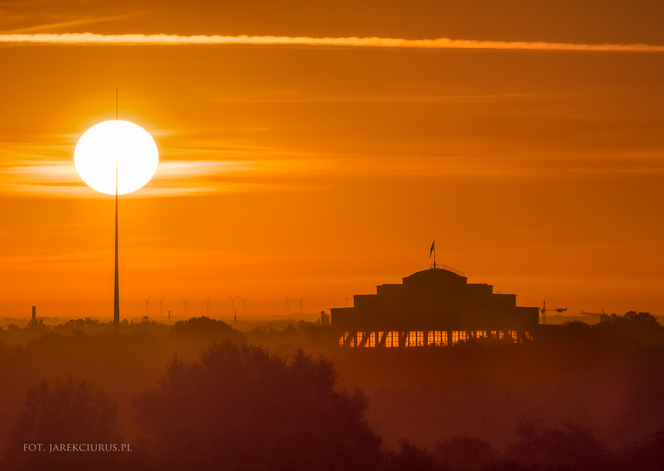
541,301,567,325
580,307,605,321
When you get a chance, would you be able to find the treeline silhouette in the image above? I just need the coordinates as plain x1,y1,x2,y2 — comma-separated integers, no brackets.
387,421,664,471
1,312,663,470
5,378,124,471
134,343,382,471
329,311,664,449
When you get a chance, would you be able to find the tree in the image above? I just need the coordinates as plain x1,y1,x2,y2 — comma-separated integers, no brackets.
134,342,383,471
624,311,660,328
622,428,664,471
26,318,47,330
170,316,242,343
434,435,498,471
388,440,445,471
507,421,610,471
597,311,663,344
4,378,121,471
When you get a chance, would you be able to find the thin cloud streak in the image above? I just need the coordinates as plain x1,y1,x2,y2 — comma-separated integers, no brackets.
5,153,661,199
1,33,664,52
0,159,302,198
3,12,149,33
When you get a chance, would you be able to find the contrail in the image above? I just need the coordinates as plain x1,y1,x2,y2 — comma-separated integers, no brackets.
0,33,663,52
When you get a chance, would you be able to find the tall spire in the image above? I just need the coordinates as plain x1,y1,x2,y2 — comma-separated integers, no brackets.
113,88,120,330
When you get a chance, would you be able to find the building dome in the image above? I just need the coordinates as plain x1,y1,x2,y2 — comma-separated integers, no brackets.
331,264,539,348
404,266,466,281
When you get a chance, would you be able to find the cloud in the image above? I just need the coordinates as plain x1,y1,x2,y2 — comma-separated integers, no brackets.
3,13,148,33
0,33,663,52
3,148,663,198
0,158,308,198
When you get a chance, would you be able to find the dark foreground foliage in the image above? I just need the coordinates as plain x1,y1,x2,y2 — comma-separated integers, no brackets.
2,312,664,470
3,378,124,471
385,423,664,471
134,342,383,471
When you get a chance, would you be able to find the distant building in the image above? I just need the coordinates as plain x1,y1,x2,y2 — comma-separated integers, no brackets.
331,265,539,347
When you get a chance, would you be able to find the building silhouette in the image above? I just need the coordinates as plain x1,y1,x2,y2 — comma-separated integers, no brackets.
331,265,538,347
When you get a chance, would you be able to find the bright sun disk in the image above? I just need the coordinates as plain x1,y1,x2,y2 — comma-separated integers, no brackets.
74,120,158,195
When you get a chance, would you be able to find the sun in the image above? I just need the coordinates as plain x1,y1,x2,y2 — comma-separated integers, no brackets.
74,120,158,195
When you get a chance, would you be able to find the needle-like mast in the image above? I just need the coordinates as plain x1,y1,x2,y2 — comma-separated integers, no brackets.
113,88,120,330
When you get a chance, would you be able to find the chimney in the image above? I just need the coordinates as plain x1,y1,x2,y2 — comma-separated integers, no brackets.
32,306,36,321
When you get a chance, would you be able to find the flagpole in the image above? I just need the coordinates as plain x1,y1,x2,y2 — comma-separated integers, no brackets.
430,239,436,269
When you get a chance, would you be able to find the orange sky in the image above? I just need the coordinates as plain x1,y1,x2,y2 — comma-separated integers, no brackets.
1,1,663,320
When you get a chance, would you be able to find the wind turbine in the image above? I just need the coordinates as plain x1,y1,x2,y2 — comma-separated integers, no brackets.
228,295,239,319
297,296,306,315
239,294,252,316
156,295,166,317
182,295,190,317
143,294,151,317
283,295,292,315
205,295,212,316
343,295,351,307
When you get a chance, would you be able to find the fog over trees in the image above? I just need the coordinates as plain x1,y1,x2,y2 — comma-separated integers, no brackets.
1,312,664,470
4,378,123,471
134,342,382,470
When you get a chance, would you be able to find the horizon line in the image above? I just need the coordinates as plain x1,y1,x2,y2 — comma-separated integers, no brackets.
0,33,663,52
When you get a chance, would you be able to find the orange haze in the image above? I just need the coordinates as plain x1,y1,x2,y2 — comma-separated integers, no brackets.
1,1,663,320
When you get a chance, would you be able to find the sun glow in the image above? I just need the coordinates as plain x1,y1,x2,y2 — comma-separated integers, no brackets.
74,120,158,195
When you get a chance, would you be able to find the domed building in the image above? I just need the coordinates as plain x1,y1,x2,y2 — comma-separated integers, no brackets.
331,265,539,348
